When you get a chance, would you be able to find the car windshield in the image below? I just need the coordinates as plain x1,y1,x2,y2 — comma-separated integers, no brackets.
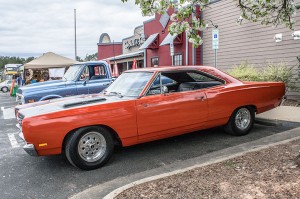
63,65,83,81
104,72,153,97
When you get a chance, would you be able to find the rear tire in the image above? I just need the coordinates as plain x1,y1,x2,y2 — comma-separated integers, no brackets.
1,86,9,93
224,106,255,136
64,126,114,170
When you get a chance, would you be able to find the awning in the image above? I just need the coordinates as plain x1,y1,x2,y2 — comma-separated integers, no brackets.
24,52,78,69
104,51,144,64
139,33,159,50
160,33,178,46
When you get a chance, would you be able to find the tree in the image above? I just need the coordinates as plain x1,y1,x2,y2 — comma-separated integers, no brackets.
122,0,298,47
0,56,33,69
84,53,98,61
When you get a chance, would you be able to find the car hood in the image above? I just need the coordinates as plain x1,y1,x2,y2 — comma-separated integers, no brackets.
17,94,129,119
0,80,9,87
17,80,66,95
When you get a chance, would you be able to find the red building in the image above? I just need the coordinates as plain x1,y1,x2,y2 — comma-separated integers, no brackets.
97,9,201,73
141,9,201,67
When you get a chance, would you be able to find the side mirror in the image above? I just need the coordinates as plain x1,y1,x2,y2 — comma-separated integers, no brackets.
82,80,87,86
162,86,168,94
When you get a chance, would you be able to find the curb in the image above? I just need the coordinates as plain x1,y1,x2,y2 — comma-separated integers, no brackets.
103,134,300,199
255,118,281,126
69,126,300,199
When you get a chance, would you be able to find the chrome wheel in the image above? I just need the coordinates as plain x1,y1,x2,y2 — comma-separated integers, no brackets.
235,108,251,130
78,132,107,162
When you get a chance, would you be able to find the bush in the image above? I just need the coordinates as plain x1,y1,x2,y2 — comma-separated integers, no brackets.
228,61,260,81
228,61,296,90
261,62,295,89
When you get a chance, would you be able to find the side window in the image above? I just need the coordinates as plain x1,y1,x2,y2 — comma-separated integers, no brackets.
79,66,89,81
90,65,107,80
187,72,215,82
147,75,161,95
147,74,174,95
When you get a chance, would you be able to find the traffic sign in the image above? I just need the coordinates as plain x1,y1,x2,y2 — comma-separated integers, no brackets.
212,29,219,49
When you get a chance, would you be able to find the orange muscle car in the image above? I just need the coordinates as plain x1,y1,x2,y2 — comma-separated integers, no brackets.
16,66,285,170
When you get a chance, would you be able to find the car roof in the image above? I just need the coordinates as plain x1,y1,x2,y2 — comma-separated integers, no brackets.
126,65,217,73
72,60,107,65
126,65,240,84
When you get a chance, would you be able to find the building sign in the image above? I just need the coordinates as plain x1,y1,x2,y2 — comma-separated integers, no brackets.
123,26,146,54
212,29,219,49
124,36,146,50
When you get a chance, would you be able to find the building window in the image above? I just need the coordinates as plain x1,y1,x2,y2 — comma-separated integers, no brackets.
173,54,183,66
151,57,159,67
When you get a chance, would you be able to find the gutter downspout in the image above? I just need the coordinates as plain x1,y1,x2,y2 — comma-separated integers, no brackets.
192,12,196,65
143,49,147,68
186,31,189,65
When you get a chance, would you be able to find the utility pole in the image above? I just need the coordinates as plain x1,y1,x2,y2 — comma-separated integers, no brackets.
74,9,77,61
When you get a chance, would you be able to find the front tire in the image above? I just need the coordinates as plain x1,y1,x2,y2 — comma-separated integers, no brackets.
224,107,255,136
64,126,114,170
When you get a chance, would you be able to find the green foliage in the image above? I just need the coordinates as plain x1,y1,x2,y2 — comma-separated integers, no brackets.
122,0,297,47
228,61,296,90
0,56,35,69
84,53,98,61
228,61,260,81
76,53,98,62
261,62,295,87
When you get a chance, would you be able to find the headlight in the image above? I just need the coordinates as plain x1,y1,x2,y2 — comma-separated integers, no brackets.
16,94,25,104
16,113,24,127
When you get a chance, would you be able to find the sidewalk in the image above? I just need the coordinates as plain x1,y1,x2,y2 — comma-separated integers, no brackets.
256,105,300,125
70,106,300,199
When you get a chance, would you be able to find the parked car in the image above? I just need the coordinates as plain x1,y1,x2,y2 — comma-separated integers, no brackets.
15,66,285,170
16,61,114,104
0,80,12,93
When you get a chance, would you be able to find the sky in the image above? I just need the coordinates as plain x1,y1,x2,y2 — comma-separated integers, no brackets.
0,0,152,60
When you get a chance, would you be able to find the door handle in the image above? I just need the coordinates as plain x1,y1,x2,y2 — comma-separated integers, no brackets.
142,104,149,107
195,96,205,101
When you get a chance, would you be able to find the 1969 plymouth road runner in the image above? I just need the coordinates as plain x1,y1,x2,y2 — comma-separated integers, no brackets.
15,66,285,170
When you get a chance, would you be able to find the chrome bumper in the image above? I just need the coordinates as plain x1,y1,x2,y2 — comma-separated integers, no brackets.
18,131,38,157
16,93,24,104
23,143,38,156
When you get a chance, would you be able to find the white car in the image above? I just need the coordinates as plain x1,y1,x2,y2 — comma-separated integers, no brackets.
0,80,12,93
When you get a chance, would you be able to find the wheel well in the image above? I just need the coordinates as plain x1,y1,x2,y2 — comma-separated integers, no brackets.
62,125,123,151
245,105,257,113
233,105,257,114
226,105,257,123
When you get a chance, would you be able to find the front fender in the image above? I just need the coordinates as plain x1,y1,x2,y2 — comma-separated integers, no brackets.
39,94,63,101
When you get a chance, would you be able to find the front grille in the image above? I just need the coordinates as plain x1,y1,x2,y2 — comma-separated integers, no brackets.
17,113,24,126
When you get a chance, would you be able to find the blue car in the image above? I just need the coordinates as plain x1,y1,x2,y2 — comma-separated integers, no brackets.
16,61,113,104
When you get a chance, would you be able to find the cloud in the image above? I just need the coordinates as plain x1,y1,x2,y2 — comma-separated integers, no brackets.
0,0,151,59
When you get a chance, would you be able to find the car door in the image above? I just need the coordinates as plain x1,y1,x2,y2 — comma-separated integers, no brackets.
136,73,208,141
86,65,112,94
76,66,90,95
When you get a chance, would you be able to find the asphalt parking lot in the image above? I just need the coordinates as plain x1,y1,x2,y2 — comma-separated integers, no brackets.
0,92,298,199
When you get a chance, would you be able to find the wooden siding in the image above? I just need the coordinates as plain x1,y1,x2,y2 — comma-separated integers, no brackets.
203,0,300,99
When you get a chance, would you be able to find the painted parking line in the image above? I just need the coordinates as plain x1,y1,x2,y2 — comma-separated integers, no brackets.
8,133,20,148
2,107,15,119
